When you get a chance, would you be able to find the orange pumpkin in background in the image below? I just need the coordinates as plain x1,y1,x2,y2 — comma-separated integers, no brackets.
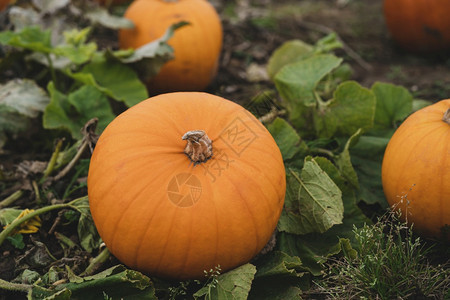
87,92,286,280
382,99,450,241
119,0,223,94
383,0,450,53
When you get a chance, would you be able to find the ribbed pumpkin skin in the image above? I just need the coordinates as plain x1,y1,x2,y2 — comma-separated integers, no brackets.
381,100,450,241
383,0,450,53
119,0,223,93
88,92,286,280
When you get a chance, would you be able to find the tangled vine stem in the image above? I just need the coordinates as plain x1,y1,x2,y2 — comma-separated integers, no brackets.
0,196,88,247
0,278,31,293
80,247,111,276
182,130,213,164
442,108,450,124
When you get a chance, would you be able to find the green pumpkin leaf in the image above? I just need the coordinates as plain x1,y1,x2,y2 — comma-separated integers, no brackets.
350,134,391,207
43,82,115,139
278,158,344,235
267,117,306,160
114,21,188,81
278,233,358,276
74,197,101,253
334,128,363,189
267,39,313,79
274,54,342,130
0,26,52,53
267,33,342,80
254,251,304,279
275,54,343,107
314,81,376,138
70,58,148,107
371,82,413,129
194,264,256,300
249,251,305,300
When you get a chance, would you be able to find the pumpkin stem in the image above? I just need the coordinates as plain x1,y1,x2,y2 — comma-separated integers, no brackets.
182,130,213,164
443,109,450,125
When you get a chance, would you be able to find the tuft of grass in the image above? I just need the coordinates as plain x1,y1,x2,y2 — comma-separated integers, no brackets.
312,211,450,299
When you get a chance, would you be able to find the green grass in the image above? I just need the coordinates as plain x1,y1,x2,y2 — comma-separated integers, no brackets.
312,211,450,299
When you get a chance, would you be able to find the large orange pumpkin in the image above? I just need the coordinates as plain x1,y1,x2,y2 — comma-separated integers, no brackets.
119,0,223,94
87,92,286,280
382,100,450,241
383,0,450,53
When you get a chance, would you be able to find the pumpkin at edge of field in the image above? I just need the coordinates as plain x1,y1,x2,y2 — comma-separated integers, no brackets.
119,0,223,94
383,0,450,53
381,99,450,241
87,92,286,280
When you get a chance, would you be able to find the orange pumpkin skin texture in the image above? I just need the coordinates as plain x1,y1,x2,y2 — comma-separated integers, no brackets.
118,0,223,94
383,0,450,53
381,100,450,241
87,92,286,280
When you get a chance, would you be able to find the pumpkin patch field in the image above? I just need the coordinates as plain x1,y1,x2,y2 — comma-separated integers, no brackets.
0,0,449,299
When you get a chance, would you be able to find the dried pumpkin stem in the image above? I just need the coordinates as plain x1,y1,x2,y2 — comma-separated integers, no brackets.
442,109,450,124
182,130,213,164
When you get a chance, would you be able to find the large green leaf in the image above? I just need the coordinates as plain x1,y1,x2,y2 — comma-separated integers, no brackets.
113,21,189,82
313,81,376,138
277,156,368,275
267,117,306,160
309,156,367,221
43,82,115,139
350,134,391,207
267,39,313,79
267,33,343,80
277,233,356,276
74,197,101,253
0,26,52,53
348,82,415,207
249,251,305,300
70,58,148,107
372,82,413,129
334,128,363,189
278,158,344,235
194,264,256,300
274,54,342,130
275,54,343,107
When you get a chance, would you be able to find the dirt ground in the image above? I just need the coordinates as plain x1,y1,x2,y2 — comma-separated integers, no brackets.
208,0,450,104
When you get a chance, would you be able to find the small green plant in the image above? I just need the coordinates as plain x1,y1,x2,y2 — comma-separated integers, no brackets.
168,281,190,300
313,211,450,299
